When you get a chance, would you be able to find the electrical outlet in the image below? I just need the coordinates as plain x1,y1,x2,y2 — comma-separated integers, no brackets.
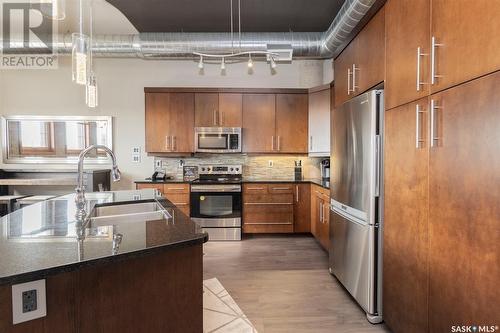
268,160,274,167
132,154,141,163
155,160,162,168
132,146,140,154
12,279,46,324
22,290,37,313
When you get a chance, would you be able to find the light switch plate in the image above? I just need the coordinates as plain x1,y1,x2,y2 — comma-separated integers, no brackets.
132,154,141,163
12,279,46,324
132,147,141,154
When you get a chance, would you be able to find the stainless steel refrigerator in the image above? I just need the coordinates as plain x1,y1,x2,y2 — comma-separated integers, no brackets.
329,89,383,324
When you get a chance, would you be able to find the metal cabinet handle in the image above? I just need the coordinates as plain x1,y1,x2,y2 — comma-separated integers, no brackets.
347,68,352,95
416,47,429,91
245,222,293,225
166,187,186,190
272,187,291,190
430,99,442,147
296,185,299,202
319,202,324,223
415,104,426,148
352,64,359,92
165,136,170,150
244,202,293,206
277,136,281,151
171,202,188,206
172,136,177,151
271,136,275,151
213,109,217,126
247,187,264,190
310,136,313,150
431,37,444,85
221,111,225,125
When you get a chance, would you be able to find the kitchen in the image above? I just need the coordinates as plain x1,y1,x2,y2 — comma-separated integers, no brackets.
0,0,498,332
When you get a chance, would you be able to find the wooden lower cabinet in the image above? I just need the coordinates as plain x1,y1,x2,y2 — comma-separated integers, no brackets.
311,185,330,251
242,184,294,233
384,98,429,333
293,183,311,233
136,183,190,217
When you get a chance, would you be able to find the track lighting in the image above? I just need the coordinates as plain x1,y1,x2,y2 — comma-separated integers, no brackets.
247,55,253,68
221,57,226,71
198,56,204,69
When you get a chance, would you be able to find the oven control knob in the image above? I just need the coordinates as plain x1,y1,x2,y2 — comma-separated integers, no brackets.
201,167,205,171
230,168,234,172
235,167,240,171
207,168,211,172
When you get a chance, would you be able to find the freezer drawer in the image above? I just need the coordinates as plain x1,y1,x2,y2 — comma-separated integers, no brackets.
329,208,379,316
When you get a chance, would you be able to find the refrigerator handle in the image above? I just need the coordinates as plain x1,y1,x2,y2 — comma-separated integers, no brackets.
375,135,381,197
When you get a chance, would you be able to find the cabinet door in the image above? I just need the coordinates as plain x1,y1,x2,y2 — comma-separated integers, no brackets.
428,73,500,332
383,98,429,333
275,94,308,153
334,42,356,107
354,7,385,94
194,93,219,127
310,189,319,238
431,0,500,93
308,89,331,155
169,93,195,153
319,201,330,251
219,93,242,127
145,93,171,153
385,0,430,109
293,183,311,233
242,94,276,153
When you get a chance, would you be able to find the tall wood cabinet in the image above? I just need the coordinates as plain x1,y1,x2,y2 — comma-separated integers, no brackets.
384,98,429,333
242,93,308,153
384,72,500,333
145,92,195,153
334,7,385,107
293,183,311,233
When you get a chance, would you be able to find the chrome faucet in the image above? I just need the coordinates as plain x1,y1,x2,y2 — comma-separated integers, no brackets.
75,145,121,218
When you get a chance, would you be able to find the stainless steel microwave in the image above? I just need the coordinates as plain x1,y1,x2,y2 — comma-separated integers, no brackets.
194,127,242,153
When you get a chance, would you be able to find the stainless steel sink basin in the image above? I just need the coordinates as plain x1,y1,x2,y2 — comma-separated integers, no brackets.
88,202,172,226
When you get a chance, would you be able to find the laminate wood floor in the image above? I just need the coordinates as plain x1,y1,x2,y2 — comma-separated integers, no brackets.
203,235,391,333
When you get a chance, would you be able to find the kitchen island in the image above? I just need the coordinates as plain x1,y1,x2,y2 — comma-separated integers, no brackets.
0,189,207,332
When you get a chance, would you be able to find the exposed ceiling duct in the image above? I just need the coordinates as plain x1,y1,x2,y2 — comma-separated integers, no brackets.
1,0,378,59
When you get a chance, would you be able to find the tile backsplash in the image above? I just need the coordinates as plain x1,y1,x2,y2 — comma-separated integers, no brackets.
154,154,326,180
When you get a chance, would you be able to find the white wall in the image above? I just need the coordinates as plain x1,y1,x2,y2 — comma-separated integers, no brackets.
0,57,325,190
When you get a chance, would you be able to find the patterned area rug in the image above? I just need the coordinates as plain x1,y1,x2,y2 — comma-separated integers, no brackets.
203,278,258,333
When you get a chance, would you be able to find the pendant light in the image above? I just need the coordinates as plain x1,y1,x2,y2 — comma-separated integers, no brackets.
72,0,88,85
86,0,98,108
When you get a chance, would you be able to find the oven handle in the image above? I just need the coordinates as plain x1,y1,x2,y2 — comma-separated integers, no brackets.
191,185,242,193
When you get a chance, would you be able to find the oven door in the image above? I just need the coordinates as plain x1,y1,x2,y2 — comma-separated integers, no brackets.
190,185,242,227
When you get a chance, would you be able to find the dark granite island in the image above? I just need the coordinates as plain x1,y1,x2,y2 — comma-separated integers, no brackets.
0,189,207,333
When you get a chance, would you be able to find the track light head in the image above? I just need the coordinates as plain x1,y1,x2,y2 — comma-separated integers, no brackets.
247,55,253,68
221,57,226,70
198,56,204,69
270,57,277,69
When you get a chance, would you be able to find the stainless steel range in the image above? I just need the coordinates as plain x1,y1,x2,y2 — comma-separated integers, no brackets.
190,165,242,241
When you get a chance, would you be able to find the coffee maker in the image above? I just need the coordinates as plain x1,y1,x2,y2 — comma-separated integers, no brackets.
320,158,330,180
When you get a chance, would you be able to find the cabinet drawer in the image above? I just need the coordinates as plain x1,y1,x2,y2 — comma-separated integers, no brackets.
243,224,294,233
268,184,294,194
243,184,268,194
136,183,164,195
163,184,190,194
243,205,294,233
164,193,189,205
243,194,293,204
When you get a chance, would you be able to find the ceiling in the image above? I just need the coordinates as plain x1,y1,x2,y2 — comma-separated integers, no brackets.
105,0,346,33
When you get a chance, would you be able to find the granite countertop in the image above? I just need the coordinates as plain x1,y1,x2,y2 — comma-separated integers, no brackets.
135,178,330,190
0,189,207,286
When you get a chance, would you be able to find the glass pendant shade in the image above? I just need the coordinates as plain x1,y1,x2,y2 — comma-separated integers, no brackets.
72,33,89,85
37,0,66,21
86,72,98,108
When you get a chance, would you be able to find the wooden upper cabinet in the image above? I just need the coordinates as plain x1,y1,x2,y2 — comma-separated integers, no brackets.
385,0,430,110
431,0,500,93
383,98,429,333
194,93,242,127
242,94,276,153
334,42,355,108
145,93,171,153
194,93,218,127
275,94,308,153
168,93,195,153
308,87,331,155
334,7,385,108
354,7,385,94
218,93,242,127
145,92,194,153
